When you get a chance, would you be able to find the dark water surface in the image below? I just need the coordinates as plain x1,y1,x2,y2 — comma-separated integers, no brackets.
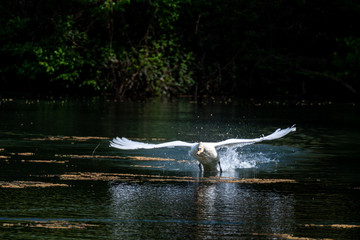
1,99,360,239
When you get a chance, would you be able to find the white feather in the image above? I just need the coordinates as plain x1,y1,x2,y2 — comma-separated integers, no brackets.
110,137,195,150
213,125,296,148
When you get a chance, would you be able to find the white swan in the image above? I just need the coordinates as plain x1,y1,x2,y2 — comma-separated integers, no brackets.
110,125,296,172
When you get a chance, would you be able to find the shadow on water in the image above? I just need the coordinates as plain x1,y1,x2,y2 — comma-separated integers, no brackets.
1,99,360,239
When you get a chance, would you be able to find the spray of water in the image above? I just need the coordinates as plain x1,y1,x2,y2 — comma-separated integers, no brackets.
219,147,275,171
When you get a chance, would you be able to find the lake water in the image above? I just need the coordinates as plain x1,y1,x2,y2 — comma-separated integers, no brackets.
0,99,359,239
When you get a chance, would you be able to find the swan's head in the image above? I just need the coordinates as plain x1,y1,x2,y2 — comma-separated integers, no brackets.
197,142,204,155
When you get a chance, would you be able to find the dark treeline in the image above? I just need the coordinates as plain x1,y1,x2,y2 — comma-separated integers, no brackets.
1,0,360,100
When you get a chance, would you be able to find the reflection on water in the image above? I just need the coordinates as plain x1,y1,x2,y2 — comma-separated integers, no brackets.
1,99,360,239
109,180,295,239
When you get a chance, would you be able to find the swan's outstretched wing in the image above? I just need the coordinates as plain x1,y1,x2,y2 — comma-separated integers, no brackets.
213,125,296,149
110,137,195,150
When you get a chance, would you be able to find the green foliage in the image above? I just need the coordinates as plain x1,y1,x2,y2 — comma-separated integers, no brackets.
95,0,195,98
33,16,94,89
0,0,359,98
98,36,194,98
101,0,130,11
36,46,82,82
0,16,39,80
36,0,194,97
134,37,194,97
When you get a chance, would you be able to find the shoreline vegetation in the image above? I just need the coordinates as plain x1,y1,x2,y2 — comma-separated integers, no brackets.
0,96,357,108
1,1,360,101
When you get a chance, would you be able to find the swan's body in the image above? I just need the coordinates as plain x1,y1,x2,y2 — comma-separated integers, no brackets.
190,142,220,172
110,125,296,172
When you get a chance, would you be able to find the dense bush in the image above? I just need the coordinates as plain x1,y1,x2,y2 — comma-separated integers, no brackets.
0,0,359,99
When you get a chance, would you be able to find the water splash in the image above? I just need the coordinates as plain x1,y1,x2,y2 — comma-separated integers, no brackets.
219,147,275,171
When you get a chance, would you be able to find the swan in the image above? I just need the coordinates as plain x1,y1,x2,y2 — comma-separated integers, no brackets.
110,125,296,172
